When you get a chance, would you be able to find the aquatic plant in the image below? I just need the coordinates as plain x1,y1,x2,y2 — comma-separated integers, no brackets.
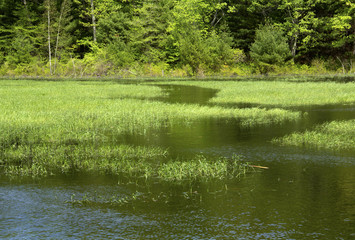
1,143,167,177
158,155,252,181
1,139,254,181
273,120,355,150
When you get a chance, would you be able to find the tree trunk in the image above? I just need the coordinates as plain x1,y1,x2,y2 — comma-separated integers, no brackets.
91,0,97,42
291,32,298,57
54,0,67,74
47,1,52,75
336,56,345,74
23,0,31,23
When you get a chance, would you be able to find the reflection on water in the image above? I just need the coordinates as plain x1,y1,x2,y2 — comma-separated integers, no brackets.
1,84,355,239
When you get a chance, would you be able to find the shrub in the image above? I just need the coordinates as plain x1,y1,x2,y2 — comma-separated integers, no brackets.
250,25,291,73
178,29,234,74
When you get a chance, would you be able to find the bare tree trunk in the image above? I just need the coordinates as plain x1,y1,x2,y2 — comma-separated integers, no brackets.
54,0,67,74
23,0,31,23
47,1,52,75
336,56,345,74
291,33,298,57
287,7,299,58
211,10,225,27
91,0,97,42
210,1,225,27
70,54,76,77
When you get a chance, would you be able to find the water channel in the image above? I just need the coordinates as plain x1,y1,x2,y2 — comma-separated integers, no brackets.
1,84,355,239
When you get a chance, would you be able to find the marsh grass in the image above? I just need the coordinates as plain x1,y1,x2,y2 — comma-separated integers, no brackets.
158,155,253,181
273,120,355,150
156,81,355,107
2,144,168,177
2,140,252,181
0,80,267,179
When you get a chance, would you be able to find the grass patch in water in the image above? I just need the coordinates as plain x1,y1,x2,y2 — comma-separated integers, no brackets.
0,80,299,136
0,80,294,178
157,81,355,107
2,144,168,177
158,155,252,181
2,143,252,181
272,120,355,151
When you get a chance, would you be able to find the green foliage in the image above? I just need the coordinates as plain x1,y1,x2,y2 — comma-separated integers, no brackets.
106,40,135,68
5,33,34,66
250,25,291,72
167,0,234,74
275,0,318,57
129,0,173,64
173,26,234,74
0,0,354,76
97,11,130,44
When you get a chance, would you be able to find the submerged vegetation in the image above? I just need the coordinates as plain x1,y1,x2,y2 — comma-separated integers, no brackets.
273,120,355,151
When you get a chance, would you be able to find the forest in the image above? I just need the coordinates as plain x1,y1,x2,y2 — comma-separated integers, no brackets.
0,0,354,77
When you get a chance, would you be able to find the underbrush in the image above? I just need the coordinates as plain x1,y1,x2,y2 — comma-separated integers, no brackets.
0,56,351,78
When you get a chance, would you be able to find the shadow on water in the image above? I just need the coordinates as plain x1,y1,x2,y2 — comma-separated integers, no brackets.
154,84,219,105
1,83,355,239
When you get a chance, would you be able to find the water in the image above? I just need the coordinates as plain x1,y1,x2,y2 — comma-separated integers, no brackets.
1,84,355,239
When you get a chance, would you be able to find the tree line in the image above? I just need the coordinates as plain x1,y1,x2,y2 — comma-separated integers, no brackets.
0,0,354,76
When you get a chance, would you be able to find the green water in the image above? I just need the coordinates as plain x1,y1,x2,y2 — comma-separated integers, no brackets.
1,84,355,239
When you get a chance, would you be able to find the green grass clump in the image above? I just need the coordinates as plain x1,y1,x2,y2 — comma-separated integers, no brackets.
272,120,355,150
157,81,355,107
158,155,252,181
1,141,252,181
2,144,167,177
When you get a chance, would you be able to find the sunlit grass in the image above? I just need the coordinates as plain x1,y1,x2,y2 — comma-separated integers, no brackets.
0,79,281,178
272,120,355,150
156,81,355,107
158,155,252,181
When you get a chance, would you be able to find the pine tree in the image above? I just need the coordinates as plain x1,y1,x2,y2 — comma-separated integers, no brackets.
250,25,291,72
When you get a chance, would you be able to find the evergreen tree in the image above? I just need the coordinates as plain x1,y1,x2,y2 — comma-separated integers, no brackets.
130,0,173,63
250,25,291,72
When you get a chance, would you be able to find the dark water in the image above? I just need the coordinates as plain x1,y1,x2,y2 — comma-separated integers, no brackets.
1,84,355,239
